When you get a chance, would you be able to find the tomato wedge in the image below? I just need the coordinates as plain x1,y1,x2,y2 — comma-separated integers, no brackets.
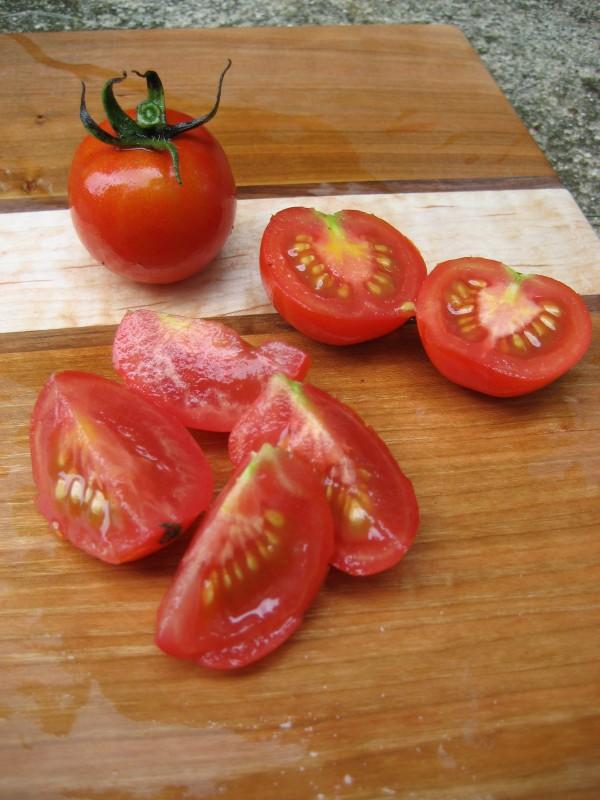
112,310,311,431
30,371,213,564
416,258,593,397
229,374,419,576
260,207,427,345
156,443,334,669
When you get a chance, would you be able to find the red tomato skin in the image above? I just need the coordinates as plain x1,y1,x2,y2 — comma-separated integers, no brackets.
416,258,593,397
30,371,214,564
68,110,236,284
156,444,334,669
112,310,311,431
260,207,427,345
229,375,419,576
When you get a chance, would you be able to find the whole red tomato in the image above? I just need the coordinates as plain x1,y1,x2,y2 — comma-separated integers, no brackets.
68,66,236,284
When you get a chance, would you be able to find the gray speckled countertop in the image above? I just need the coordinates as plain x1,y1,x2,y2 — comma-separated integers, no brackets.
2,0,598,232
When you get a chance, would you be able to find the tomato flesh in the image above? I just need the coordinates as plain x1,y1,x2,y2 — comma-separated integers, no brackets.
30,371,213,564
68,109,236,284
112,310,311,431
416,258,593,397
260,207,427,345
156,443,334,669
229,374,419,576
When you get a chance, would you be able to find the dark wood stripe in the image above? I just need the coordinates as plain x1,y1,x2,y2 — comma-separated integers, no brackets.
0,175,564,214
2,301,598,355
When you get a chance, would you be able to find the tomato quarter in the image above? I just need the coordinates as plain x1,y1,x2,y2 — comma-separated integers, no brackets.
260,207,427,345
68,67,236,284
112,310,311,431
156,443,334,669
416,258,592,397
30,371,214,564
229,374,419,576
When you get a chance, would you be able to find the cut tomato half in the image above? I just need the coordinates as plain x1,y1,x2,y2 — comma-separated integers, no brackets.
229,374,419,576
112,310,311,431
156,443,334,669
416,257,592,397
30,371,213,564
260,207,427,345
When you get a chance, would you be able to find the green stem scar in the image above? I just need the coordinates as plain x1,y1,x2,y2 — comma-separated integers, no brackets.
79,61,231,185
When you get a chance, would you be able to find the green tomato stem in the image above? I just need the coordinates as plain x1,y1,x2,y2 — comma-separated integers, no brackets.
78,60,232,185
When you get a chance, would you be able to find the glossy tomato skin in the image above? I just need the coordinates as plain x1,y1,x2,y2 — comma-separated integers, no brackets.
416,258,592,397
156,443,334,669
30,371,213,564
229,374,419,576
68,109,236,284
260,207,427,345
112,309,311,431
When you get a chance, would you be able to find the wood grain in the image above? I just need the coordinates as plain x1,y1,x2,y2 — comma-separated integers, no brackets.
1,24,554,207
1,22,599,800
1,320,599,800
2,186,599,335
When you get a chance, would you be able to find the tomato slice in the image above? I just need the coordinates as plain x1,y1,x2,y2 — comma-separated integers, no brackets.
155,443,334,669
416,258,593,397
30,371,213,564
112,310,311,432
260,207,427,345
229,374,419,576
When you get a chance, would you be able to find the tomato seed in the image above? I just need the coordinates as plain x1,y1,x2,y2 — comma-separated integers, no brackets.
542,302,561,317
265,508,285,527
524,329,542,348
540,313,557,330
54,477,68,501
366,280,383,295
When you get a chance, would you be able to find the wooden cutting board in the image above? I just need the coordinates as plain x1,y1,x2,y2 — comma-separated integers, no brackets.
1,24,599,800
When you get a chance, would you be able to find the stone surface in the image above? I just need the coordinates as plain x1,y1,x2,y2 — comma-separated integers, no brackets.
1,0,598,232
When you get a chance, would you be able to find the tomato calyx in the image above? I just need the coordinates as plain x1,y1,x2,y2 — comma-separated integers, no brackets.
78,60,232,184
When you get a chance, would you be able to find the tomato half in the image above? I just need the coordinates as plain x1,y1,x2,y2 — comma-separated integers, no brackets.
156,443,334,669
416,258,592,397
260,207,427,345
229,374,419,576
30,371,213,564
112,310,311,432
68,109,236,284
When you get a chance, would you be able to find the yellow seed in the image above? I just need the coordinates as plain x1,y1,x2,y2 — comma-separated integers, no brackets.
90,489,107,515
372,272,393,286
512,333,527,351
460,323,479,333
540,313,557,331
448,293,462,307
375,255,392,268
294,242,311,252
69,478,84,504
265,508,285,527
374,243,390,253
265,529,280,546
337,284,351,299
366,280,383,295
347,498,368,525
222,568,232,590
310,263,325,275
358,467,372,481
315,274,332,290
300,254,315,265
55,477,68,502
233,560,244,581
325,483,334,500
455,281,470,299
257,541,270,559
296,234,312,243
542,302,561,317
400,301,416,313
457,316,475,326
202,579,215,606
355,489,371,508
84,486,93,504
532,320,546,336
246,552,259,572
